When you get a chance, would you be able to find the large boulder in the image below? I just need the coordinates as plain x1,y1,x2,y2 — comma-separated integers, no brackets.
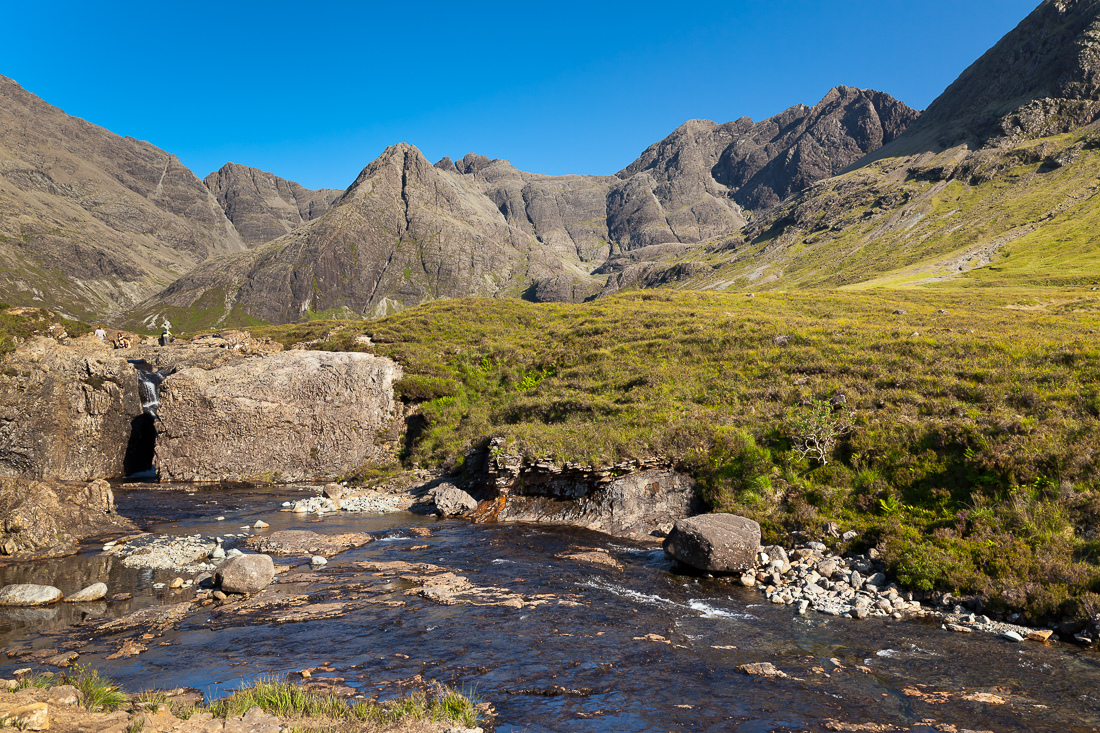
154,350,402,482
0,336,144,480
434,485,478,516
662,514,761,573
0,584,63,606
215,554,275,594
0,476,133,560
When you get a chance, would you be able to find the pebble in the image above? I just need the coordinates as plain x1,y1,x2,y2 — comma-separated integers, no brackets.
254,520,269,529
152,583,165,589
216,516,225,521
311,556,328,566
1003,631,1025,642
170,577,184,589
282,502,293,507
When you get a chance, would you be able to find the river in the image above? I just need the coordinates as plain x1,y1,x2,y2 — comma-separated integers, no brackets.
2,484,1098,732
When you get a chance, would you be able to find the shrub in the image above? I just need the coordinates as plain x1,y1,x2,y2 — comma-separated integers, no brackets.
786,399,853,466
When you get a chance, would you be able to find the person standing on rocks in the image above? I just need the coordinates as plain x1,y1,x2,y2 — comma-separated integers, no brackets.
94,326,106,341
159,327,173,346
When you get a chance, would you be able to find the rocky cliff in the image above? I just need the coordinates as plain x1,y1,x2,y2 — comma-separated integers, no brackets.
0,336,144,481
899,0,1100,148
204,162,342,244
0,76,245,321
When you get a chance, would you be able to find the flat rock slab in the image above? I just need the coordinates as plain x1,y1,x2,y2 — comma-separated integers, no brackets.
246,530,374,558
663,514,760,573
0,584,63,606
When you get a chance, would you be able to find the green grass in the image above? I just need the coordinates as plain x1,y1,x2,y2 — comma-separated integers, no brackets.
252,287,1100,623
0,306,90,357
61,665,128,712
210,676,478,729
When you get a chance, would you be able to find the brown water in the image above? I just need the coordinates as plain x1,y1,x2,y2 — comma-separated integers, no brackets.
3,485,1100,732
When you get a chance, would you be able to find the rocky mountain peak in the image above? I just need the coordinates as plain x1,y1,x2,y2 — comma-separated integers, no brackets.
907,0,1100,146
204,162,341,245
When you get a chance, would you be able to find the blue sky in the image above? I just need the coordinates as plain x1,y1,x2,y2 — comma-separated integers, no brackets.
2,1,1038,189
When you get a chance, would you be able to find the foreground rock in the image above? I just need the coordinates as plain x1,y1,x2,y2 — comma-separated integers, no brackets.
155,350,402,482
0,476,133,560
0,584,63,606
663,514,760,572
0,336,144,480
215,554,275,594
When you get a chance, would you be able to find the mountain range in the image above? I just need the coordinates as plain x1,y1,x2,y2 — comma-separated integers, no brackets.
2,0,1097,328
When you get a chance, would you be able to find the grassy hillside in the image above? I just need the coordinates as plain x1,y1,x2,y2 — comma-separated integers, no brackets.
645,123,1100,294
250,288,1100,624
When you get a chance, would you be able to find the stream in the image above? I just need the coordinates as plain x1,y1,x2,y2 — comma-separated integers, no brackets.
2,484,1100,732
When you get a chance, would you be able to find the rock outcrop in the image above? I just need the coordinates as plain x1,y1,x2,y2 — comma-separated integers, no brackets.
0,75,245,321
434,484,478,516
204,162,342,245
663,514,760,572
0,336,144,480
900,0,1100,148
478,448,702,540
154,350,402,482
0,476,132,560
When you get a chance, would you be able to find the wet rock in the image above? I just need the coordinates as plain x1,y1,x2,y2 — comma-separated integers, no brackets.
663,514,760,573
322,483,344,500
64,583,107,602
155,350,402,482
215,554,275,594
435,485,478,516
253,520,269,529
0,584,63,606
740,573,756,587
1002,630,1025,642
109,534,215,572
1027,629,1054,642
737,662,788,678
0,702,49,730
311,556,327,566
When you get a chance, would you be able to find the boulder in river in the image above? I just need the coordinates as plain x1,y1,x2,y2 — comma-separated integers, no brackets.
64,583,107,602
0,584,64,606
154,350,402,482
215,554,275,594
662,514,761,573
434,485,478,516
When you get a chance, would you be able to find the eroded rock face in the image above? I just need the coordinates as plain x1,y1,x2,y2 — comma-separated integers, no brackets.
0,336,144,480
215,554,275,594
485,468,702,541
663,514,761,572
154,350,401,482
0,475,130,560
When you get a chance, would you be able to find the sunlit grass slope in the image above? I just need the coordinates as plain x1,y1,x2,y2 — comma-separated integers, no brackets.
251,288,1100,623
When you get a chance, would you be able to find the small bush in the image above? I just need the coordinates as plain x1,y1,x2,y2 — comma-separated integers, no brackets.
786,399,853,466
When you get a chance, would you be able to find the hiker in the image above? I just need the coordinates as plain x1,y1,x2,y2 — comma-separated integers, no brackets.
94,326,106,341
159,327,173,346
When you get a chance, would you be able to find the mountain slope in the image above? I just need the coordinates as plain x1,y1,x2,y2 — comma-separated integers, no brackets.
128,144,587,328
602,0,1100,296
204,162,342,244
0,76,245,320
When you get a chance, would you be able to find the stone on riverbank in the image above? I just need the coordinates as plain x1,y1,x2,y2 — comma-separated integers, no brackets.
64,583,107,602
246,530,373,558
0,585,63,606
737,662,787,678
154,350,402,482
215,554,275,594
663,514,760,573
435,485,478,516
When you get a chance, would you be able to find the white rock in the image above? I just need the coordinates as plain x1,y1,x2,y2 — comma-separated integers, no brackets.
1003,631,1025,642
254,520,269,529
216,516,226,521
311,556,328,566
227,549,244,558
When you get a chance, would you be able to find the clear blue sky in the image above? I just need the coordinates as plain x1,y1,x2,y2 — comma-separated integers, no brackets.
1,0,1038,190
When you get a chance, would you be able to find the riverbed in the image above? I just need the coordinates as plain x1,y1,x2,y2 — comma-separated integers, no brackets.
2,484,1099,732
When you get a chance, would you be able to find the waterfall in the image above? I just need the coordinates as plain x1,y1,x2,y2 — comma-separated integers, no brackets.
126,360,171,479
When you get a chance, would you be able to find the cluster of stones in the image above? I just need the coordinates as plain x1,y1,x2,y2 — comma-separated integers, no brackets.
738,541,926,620
283,483,405,516
0,582,107,607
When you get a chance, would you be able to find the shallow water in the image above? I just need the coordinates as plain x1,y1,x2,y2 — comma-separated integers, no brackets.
3,486,1100,732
